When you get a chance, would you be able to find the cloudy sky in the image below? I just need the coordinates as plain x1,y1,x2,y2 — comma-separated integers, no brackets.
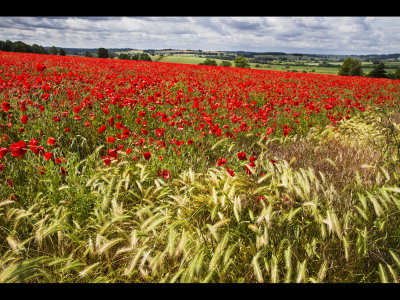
1,16,400,55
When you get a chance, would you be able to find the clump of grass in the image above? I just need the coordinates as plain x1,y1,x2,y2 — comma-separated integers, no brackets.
262,111,398,197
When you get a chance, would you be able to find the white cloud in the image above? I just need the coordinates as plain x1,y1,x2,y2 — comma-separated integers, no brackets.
0,16,399,54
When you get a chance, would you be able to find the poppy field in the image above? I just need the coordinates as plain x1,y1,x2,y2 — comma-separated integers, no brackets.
2,51,400,283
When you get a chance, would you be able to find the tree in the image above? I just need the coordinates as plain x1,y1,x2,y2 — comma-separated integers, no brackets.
338,58,363,76
84,51,93,58
97,48,109,58
199,58,217,66
0,40,12,52
13,41,31,53
49,46,58,55
118,53,131,60
367,62,387,78
58,48,66,56
138,53,152,61
31,44,47,54
234,56,250,68
220,60,232,67
394,67,400,80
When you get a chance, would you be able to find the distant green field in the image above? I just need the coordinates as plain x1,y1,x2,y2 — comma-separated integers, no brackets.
150,55,343,75
151,55,208,65
149,54,398,76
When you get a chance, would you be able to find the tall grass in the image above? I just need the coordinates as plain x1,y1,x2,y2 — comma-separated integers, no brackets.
2,110,400,283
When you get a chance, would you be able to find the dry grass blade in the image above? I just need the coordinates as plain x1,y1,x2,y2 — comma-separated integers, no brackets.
317,261,328,283
124,246,147,278
270,254,279,283
79,262,101,278
252,251,264,283
296,259,307,283
378,263,389,283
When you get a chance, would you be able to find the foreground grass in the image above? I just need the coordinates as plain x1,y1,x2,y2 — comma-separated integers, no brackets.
2,111,400,283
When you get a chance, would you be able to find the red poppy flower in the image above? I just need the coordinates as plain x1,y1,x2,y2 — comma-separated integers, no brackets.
121,131,129,140
108,117,114,127
143,152,151,160
139,111,146,117
217,158,227,166
116,122,125,130
0,163,4,172
21,114,28,124
108,149,118,158
29,139,39,151
1,102,10,112
36,63,46,72
65,128,70,132
9,141,28,158
0,147,9,159
227,167,235,177
103,156,111,166
161,169,171,179
19,101,27,112
250,156,257,163
47,137,56,145
44,152,53,161
141,128,149,135
74,106,81,114
60,167,68,176
237,152,247,160
102,107,109,115
33,146,45,156
187,139,194,145
107,136,116,143
98,124,106,133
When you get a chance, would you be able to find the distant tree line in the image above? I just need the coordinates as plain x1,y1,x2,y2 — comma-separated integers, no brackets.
0,40,68,56
0,40,48,54
198,57,251,68
198,58,233,67
97,48,152,61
